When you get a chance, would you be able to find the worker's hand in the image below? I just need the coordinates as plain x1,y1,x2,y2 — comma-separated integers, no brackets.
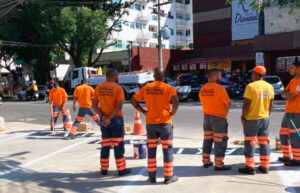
281,92,287,99
142,111,148,117
61,106,65,112
73,105,76,112
241,116,246,128
169,111,175,116
102,116,111,127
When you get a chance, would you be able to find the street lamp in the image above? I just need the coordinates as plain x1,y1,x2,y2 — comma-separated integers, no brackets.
154,0,170,71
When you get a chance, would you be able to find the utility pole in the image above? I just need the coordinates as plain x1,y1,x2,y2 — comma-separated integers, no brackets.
154,0,170,71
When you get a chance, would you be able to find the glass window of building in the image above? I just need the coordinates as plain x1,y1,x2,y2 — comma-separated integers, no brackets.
185,13,191,20
170,28,174,35
176,13,184,20
135,3,141,11
130,22,135,29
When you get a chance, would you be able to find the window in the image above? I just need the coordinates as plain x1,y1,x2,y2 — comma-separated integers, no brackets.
176,30,184,36
153,33,158,38
176,13,184,20
116,20,121,28
130,4,134,9
72,70,79,80
149,26,157,32
136,22,142,30
135,3,141,11
142,23,147,29
276,56,300,72
152,15,158,21
152,8,158,14
168,12,174,19
124,21,129,27
185,0,190,4
186,29,191,36
170,28,174,35
185,13,191,20
116,40,123,48
130,22,135,29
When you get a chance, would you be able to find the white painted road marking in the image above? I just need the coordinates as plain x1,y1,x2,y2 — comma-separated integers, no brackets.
270,153,300,193
118,151,163,193
0,137,96,177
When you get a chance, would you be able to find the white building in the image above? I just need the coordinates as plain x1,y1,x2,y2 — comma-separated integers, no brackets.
105,0,193,52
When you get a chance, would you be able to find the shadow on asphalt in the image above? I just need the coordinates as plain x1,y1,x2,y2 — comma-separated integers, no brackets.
0,151,30,171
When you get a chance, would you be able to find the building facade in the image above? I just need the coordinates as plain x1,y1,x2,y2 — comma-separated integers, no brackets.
105,0,194,52
254,4,300,85
172,0,256,77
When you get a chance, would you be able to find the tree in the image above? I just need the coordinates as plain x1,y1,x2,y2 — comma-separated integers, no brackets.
52,0,135,67
226,0,300,10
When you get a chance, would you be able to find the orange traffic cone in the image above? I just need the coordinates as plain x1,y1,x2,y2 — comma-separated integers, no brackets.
132,111,145,135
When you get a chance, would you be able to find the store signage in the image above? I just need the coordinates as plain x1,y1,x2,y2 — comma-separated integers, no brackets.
199,63,206,69
232,0,258,41
173,65,180,71
256,52,264,66
190,64,197,70
182,64,188,71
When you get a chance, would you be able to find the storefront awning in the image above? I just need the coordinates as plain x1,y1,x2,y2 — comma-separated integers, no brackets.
174,55,255,66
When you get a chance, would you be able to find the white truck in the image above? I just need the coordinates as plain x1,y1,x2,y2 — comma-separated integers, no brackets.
67,67,191,101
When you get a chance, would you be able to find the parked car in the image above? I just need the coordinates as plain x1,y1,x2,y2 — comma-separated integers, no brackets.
263,75,284,98
38,85,46,99
175,74,200,86
165,77,191,101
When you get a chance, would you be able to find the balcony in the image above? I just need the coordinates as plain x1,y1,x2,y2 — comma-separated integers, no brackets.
138,12,151,22
175,3,186,14
137,31,153,41
176,36,186,44
175,20,186,30
137,0,148,3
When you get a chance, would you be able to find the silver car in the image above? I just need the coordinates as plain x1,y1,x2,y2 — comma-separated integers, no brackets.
263,75,284,98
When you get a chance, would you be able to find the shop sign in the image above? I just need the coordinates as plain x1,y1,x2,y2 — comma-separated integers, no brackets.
256,52,264,66
181,64,188,71
190,64,197,70
199,63,206,69
173,65,180,71
232,0,258,41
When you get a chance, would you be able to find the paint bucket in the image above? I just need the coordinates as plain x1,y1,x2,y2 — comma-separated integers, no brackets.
133,143,147,159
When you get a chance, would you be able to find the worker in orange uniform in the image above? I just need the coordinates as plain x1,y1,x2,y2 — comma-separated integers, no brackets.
131,68,180,184
49,82,72,132
65,79,101,139
278,57,300,166
239,66,274,175
92,69,131,176
199,69,231,171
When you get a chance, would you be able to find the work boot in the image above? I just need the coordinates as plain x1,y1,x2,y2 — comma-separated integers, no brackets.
118,169,131,176
258,166,269,174
148,177,156,184
101,170,108,175
278,157,291,162
164,176,179,185
284,160,300,166
215,165,231,171
238,167,256,175
65,133,76,140
203,162,213,168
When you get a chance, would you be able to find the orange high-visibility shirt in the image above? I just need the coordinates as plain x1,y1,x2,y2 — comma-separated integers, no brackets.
285,78,300,113
49,87,68,106
94,81,124,117
199,82,230,119
73,84,94,108
134,81,177,124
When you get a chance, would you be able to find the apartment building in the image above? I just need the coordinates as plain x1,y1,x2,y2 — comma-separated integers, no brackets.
105,0,194,52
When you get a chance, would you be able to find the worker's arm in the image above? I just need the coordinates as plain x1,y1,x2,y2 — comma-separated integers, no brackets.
170,95,179,116
92,99,103,117
269,99,273,116
73,97,77,111
225,101,231,113
61,99,67,111
49,99,53,117
282,91,297,101
241,98,251,127
130,97,147,116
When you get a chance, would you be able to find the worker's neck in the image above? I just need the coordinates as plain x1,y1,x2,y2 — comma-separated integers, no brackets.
295,74,300,79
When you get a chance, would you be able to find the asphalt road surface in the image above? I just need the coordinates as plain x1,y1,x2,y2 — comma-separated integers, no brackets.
0,100,299,193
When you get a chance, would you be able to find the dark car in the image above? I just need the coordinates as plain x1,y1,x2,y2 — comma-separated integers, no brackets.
191,79,237,101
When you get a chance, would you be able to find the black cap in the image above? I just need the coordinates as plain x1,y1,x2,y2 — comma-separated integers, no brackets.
293,57,300,67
